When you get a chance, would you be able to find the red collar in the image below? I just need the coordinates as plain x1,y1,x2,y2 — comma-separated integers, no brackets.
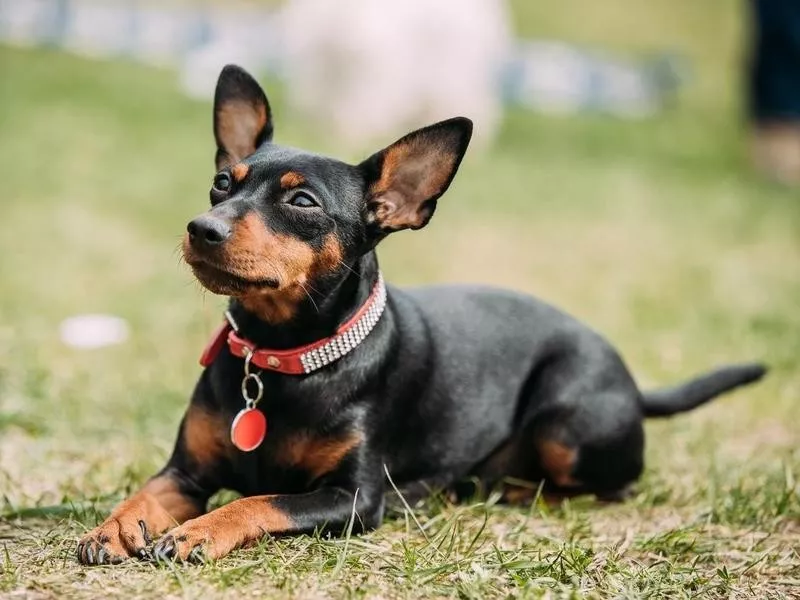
199,274,387,375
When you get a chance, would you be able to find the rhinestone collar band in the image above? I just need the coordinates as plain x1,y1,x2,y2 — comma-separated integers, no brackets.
199,273,387,375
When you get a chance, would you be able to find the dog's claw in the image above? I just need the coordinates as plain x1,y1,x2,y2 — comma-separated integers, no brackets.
153,536,176,562
152,534,206,563
188,546,206,563
138,519,153,546
78,516,152,565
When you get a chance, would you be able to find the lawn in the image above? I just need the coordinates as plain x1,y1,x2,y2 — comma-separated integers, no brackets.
1,1,799,598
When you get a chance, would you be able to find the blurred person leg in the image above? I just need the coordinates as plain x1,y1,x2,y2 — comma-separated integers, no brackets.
749,0,800,185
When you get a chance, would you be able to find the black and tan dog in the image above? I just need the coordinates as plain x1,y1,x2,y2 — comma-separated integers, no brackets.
77,65,765,565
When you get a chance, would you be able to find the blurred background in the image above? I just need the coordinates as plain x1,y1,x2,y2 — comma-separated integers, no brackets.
0,0,798,527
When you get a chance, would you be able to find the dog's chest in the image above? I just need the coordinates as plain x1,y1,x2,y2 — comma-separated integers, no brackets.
210,355,368,494
224,419,363,496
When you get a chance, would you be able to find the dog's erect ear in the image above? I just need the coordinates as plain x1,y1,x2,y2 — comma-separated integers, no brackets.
213,65,273,169
360,117,472,233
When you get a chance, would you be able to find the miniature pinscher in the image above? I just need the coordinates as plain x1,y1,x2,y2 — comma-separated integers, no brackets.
77,65,765,564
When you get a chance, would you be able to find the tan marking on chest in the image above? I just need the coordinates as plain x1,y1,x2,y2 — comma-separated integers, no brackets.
183,405,230,467
276,431,363,479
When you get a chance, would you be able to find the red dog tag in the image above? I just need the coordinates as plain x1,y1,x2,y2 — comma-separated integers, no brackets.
230,408,267,452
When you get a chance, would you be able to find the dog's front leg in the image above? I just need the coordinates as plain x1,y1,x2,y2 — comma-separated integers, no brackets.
153,486,383,562
76,469,205,565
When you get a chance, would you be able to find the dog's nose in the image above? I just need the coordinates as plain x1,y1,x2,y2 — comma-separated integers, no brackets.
187,215,232,247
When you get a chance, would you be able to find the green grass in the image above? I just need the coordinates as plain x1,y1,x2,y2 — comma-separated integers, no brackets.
1,0,799,597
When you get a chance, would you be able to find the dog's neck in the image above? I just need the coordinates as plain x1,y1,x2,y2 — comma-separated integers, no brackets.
227,252,381,350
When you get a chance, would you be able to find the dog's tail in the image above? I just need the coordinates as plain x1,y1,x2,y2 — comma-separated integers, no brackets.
641,363,767,418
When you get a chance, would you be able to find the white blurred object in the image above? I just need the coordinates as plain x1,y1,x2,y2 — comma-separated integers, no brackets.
61,1,129,58
0,0,684,136
181,39,262,100
59,314,129,349
179,6,281,101
278,0,512,150
0,0,53,46
504,41,684,118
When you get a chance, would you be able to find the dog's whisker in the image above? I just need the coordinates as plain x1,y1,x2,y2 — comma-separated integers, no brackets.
300,282,321,315
336,259,362,279
302,280,324,296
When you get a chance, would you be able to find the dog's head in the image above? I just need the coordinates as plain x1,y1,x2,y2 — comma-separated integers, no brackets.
183,65,472,323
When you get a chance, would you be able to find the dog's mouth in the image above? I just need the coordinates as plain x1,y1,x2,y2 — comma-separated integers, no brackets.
188,259,280,295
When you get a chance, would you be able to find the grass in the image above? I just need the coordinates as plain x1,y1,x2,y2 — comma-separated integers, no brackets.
1,0,799,597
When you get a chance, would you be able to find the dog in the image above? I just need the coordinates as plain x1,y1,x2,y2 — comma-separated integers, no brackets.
76,65,766,565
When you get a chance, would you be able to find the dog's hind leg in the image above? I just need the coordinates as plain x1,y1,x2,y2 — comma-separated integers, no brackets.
476,354,647,503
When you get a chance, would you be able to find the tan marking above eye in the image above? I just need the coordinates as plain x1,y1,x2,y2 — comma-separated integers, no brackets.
231,163,249,182
280,171,306,189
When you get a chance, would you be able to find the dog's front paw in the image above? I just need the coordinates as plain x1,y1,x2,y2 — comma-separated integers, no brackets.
153,509,250,562
153,521,212,563
77,517,152,565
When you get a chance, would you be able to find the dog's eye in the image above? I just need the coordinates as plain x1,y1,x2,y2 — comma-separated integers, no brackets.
288,193,318,208
213,173,231,193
